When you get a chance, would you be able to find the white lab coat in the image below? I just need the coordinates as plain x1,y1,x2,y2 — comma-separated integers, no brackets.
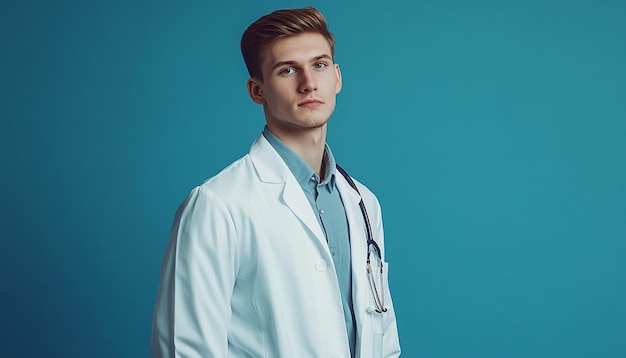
151,134,401,357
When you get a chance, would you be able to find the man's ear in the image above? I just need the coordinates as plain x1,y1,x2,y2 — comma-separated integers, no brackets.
334,63,343,94
247,78,265,104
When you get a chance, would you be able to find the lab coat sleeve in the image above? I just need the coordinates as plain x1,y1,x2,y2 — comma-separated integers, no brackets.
374,198,402,358
151,186,240,358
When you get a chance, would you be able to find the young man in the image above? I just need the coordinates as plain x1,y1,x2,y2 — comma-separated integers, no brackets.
151,7,400,357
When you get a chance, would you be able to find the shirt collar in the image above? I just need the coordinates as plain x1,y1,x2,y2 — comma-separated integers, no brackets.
262,126,336,189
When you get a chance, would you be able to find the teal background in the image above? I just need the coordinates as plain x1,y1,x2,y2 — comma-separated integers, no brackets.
2,0,625,357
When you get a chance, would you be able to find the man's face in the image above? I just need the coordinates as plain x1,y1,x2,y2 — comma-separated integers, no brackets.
248,33,342,134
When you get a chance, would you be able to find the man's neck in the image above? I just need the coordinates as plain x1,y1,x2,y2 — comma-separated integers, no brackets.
266,124,327,179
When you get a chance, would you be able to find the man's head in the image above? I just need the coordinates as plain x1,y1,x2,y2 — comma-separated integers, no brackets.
242,7,342,135
241,7,335,82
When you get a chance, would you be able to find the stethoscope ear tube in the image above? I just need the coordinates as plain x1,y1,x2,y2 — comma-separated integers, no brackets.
336,165,382,259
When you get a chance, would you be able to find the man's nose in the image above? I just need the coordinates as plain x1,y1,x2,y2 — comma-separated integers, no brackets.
298,69,318,93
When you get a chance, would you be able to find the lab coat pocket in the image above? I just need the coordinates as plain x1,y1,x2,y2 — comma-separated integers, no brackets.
363,304,384,357
381,261,392,334
368,261,390,331
361,260,401,357
367,261,389,357
367,310,384,357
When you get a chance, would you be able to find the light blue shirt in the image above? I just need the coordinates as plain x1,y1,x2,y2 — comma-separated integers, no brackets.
263,127,356,356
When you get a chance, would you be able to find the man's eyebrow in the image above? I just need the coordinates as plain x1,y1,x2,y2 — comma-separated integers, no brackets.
271,54,332,70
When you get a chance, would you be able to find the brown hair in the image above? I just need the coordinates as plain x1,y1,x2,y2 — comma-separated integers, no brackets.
241,7,335,81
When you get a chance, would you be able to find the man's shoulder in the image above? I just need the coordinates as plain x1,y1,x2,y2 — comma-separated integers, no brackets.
198,153,256,194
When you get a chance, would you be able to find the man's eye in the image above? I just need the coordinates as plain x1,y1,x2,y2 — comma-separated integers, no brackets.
280,68,295,75
314,62,327,69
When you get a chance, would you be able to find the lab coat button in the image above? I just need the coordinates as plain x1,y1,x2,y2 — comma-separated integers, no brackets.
315,260,328,271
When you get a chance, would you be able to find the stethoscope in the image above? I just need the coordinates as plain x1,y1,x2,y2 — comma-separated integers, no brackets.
336,165,388,314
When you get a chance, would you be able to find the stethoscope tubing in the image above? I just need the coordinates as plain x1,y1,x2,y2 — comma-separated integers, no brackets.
336,165,387,313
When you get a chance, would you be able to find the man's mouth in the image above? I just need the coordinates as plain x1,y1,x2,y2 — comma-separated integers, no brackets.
298,99,323,108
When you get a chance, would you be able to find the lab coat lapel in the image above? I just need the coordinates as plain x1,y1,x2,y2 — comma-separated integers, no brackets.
336,174,370,332
281,177,327,245
249,135,327,247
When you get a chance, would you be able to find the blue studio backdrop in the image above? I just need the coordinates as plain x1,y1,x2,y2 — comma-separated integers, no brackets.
2,0,625,357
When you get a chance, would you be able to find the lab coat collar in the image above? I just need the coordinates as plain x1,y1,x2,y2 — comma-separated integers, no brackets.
249,134,327,246
248,135,289,184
